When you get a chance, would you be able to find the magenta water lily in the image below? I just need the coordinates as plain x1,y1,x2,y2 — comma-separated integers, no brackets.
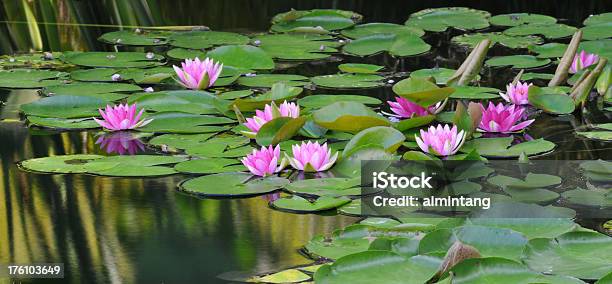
241,145,287,177
386,96,444,118
478,102,534,133
173,57,223,90
415,124,466,157
500,81,531,105
93,103,152,131
285,141,338,172
569,51,599,74
243,101,300,138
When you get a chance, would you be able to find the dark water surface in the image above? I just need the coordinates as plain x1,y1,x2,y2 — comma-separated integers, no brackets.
1,1,611,283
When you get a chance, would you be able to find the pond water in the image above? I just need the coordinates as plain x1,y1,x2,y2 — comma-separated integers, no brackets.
1,1,611,283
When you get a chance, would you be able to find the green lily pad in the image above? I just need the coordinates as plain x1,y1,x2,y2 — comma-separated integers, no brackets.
313,102,390,133
529,43,568,58
343,33,431,57
504,23,577,39
0,69,66,88
206,45,274,70
174,158,244,174
179,172,289,197
147,133,218,150
410,68,470,85
521,72,554,81
420,225,528,261
42,82,142,101
168,31,249,49
249,269,311,284
488,173,562,189
127,90,223,115
576,131,612,141
452,32,543,49
19,154,104,174
0,52,68,69
392,77,454,106
166,48,208,60
584,12,612,26
561,187,612,208
71,67,174,84
579,39,612,60
183,136,251,158
61,51,164,68
582,22,612,41
485,55,551,69
580,160,612,174
310,74,384,89
333,146,399,177
298,94,381,109
523,231,612,280
98,30,170,46
338,63,384,74
272,195,351,213
405,7,490,32
271,9,360,32
255,116,306,146
337,199,362,216
450,86,500,99
341,23,424,38
490,13,556,27
461,137,555,157
82,155,185,177
237,74,309,87
343,126,405,157
395,115,436,132
528,86,576,114
285,177,362,197
253,33,340,60
27,116,99,129
21,95,107,118
314,251,439,284
137,112,234,134
467,218,576,239
232,83,302,111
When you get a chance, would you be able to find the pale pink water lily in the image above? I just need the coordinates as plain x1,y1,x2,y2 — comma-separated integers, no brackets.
285,141,338,172
93,103,152,131
500,81,531,105
415,124,466,156
95,132,145,155
570,50,599,74
242,101,300,137
478,102,534,133
241,145,287,177
386,96,445,118
172,57,223,89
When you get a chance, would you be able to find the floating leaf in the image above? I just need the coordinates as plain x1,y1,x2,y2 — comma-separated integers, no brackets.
61,51,164,68
179,172,289,197
174,158,244,174
338,63,383,74
127,90,222,115
271,9,360,32
452,32,543,49
237,74,309,87
461,137,555,157
21,95,107,118
255,116,306,146
71,67,174,84
312,102,390,133
467,218,575,239
20,154,104,174
249,269,311,284
504,23,577,39
521,72,554,81
42,82,142,101
528,86,575,114
394,115,435,132
405,7,490,32
206,45,274,70
298,94,381,109
485,55,551,69
529,42,568,58
523,231,612,280
343,33,430,57
137,112,234,134
576,131,612,141
342,126,405,157
233,83,302,111
392,77,454,107
0,69,66,88
27,116,99,129
561,187,612,208
253,33,339,60
341,23,424,38
272,195,351,213
168,31,249,49
285,178,361,197
166,48,207,60
98,30,170,46
449,86,500,99
410,68,480,85
489,13,556,27
582,22,612,41
310,74,384,89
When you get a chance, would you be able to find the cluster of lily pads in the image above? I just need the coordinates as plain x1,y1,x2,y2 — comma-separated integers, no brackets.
2,7,611,284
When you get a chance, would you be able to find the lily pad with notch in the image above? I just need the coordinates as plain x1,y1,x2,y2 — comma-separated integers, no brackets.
270,9,361,33
298,94,381,109
284,177,363,197
405,7,490,32
310,73,384,89
503,23,577,39
179,172,289,197
98,30,170,46
0,69,67,88
41,82,142,101
490,13,556,27
61,51,164,68
452,32,543,49
343,33,431,57
168,31,249,49
272,195,352,213
206,45,274,70
341,23,424,38
312,101,390,133
460,136,555,158
21,95,108,119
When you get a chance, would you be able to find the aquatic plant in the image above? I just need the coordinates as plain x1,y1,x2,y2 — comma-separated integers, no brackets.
478,102,534,133
569,50,599,73
172,57,223,89
93,103,152,131
286,141,338,172
500,81,531,105
241,145,286,177
415,124,466,156
386,96,443,118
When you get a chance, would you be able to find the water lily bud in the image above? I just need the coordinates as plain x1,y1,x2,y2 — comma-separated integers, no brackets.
387,79,395,84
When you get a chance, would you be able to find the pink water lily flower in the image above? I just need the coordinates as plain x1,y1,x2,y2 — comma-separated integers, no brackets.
285,141,338,172
570,51,599,74
241,145,287,177
96,132,145,155
173,57,223,89
478,102,534,133
386,96,444,118
416,124,465,156
243,101,300,137
500,81,532,105
93,103,152,131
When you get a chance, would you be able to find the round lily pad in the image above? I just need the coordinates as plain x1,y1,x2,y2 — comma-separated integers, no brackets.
206,45,274,70
410,68,465,85
343,126,405,157
21,95,107,119
489,13,556,27
83,155,186,177
298,94,381,109
272,195,351,213
504,23,577,39
312,101,390,133
179,172,289,197
529,42,568,58
450,86,500,99
460,137,555,158
19,154,104,174
561,187,611,208
285,178,362,197
405,7,491,32
341,23,424,38
168,31,249,49
452,32,543,49
61,51,164,68
237,74,309,87
310,74,383,89
127,90,222,115
338,63,384,74
581,22,612,41
174,158,245,174
467,218,576,239
98,30,170,46
70,67,174,84
485,55,551,69
166,48,208,60
343,33,430,57
253,33,339,60
0,69,66,88
271,9,360,32
136,112,234,134
27,116,99,129
42,82,142,101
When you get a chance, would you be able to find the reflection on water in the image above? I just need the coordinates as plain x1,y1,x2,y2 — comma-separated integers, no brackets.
95,132,146,155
